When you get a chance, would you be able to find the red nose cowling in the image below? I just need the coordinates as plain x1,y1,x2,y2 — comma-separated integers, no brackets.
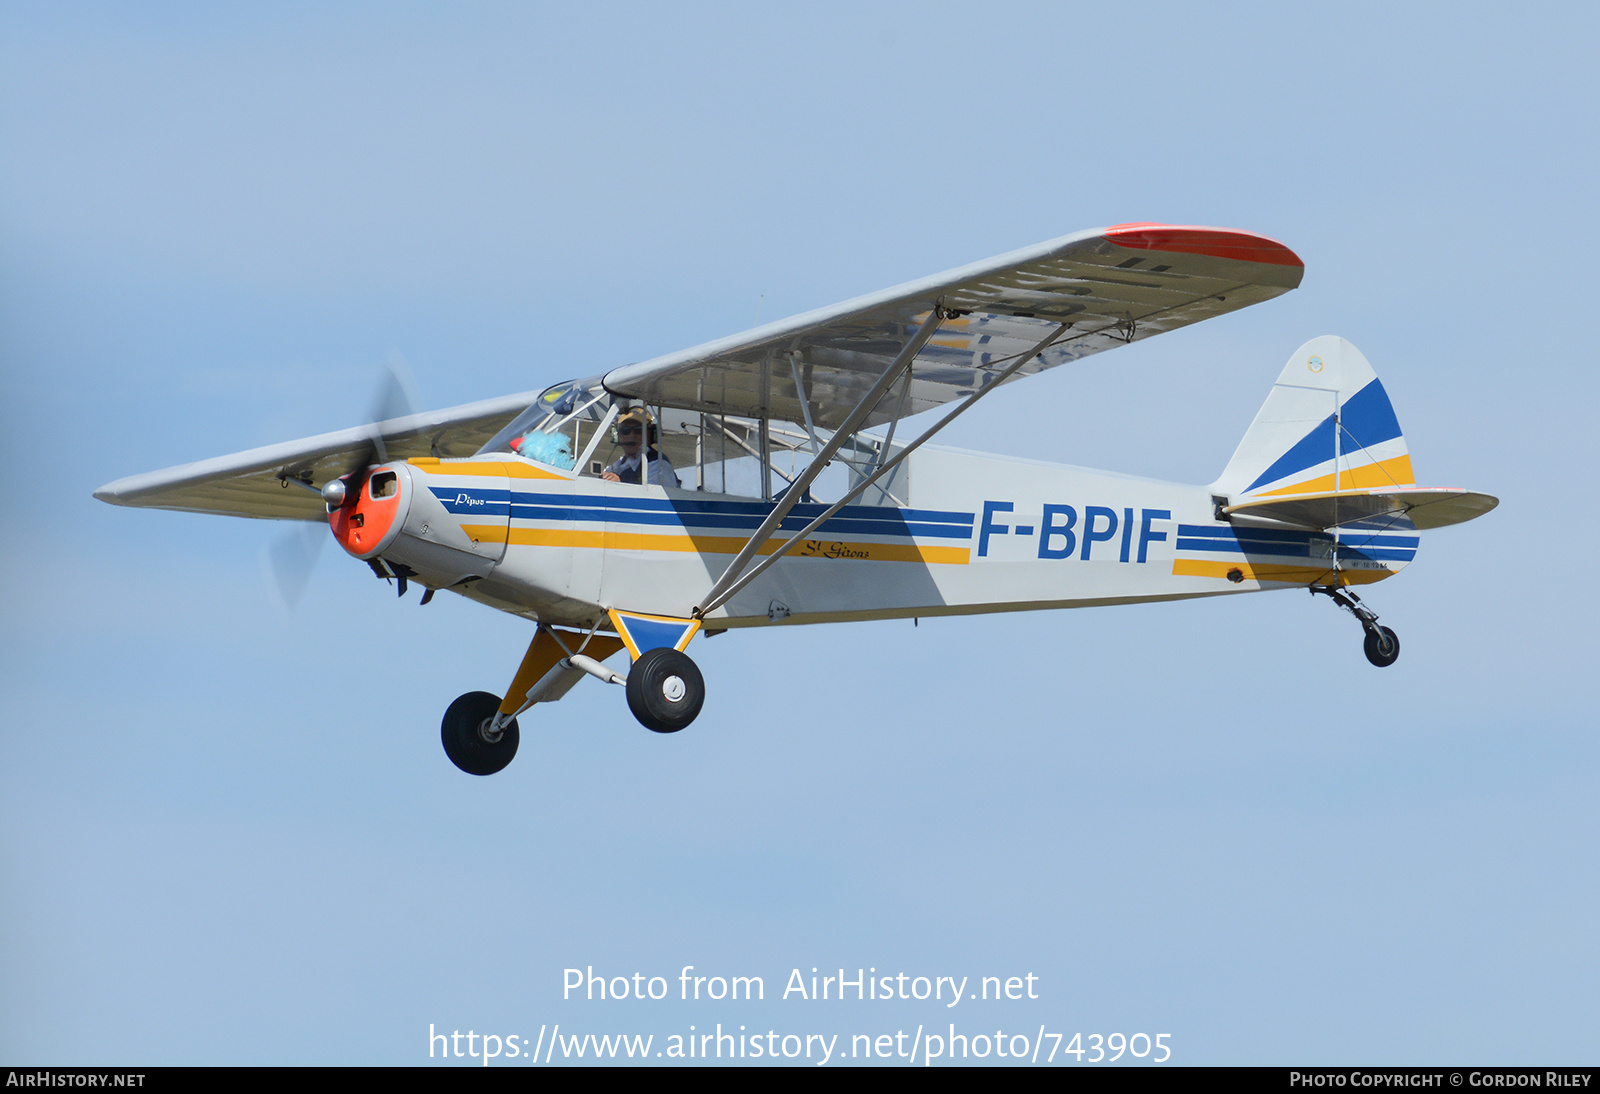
328,469,405,559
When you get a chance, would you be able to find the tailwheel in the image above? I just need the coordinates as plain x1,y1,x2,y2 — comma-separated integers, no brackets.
441,691,520,775
625,647,705,734
1363,625,1400,668
1311,585,1401,669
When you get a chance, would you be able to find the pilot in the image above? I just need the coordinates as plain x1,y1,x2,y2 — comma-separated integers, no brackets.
602,407,680,487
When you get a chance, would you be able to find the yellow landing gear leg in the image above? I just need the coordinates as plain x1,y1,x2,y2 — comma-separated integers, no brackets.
498,625,629,718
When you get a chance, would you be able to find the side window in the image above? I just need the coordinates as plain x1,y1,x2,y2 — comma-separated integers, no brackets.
667,411,903,505
483,388,909,506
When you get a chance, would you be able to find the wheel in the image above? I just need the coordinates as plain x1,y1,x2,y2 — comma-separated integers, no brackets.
1363,626,1400,668
441,691,520,775
625,647,705,733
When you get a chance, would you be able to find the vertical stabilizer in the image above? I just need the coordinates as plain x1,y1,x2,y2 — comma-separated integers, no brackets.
1213,336,1415,500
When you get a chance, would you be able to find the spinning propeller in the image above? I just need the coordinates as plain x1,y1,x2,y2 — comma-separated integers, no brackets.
266,360,419,608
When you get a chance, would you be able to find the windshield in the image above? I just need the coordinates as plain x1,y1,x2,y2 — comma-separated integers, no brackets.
476,374,612,467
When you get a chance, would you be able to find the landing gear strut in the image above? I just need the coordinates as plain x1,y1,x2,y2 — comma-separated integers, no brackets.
1312,585,1400,668
438,631,707,772
441,691,520,775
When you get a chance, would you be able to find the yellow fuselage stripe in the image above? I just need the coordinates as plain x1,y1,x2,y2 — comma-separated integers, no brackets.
462,525,971,565
1172,558,1392,586
408,459,568,480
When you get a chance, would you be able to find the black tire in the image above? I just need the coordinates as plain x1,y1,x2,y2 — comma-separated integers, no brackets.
441,691,520,775
625,647,705,734
1363,626,1400,668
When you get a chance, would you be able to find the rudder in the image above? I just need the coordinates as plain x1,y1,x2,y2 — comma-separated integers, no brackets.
1213,336,1415,500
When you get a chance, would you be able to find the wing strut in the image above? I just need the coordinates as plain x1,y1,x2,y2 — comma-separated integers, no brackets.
695,319,1072,619
695,307,949,615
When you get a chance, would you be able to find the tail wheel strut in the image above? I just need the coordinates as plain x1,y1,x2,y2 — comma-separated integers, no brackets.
1312,585,1400,668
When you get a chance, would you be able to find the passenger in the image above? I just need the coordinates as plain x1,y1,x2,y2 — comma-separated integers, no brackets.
602,408,680,487
508,429,575,469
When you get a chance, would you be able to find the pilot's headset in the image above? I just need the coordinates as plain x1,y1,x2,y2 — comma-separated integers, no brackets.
614,407,658,446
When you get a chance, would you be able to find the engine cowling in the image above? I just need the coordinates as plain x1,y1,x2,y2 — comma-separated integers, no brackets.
331,460,508,590
328,465,410,559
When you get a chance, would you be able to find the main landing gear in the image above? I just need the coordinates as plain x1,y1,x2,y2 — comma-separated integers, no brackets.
439,639,707,774
1312,585,1400,668
625,647,706,734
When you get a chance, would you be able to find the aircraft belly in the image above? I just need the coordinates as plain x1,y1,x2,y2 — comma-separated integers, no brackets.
482,543,592,620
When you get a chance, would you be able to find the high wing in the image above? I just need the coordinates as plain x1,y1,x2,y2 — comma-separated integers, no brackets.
94,392,540,521
603,223,1304,431
95,224,1301,522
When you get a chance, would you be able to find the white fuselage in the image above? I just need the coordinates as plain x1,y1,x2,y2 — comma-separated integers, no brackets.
364,443,1414,629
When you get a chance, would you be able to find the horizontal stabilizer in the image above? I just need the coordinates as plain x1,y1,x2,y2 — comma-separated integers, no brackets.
1225,487,1498,531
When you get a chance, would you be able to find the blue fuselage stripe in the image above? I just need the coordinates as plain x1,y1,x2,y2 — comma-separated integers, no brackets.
431,488,976,540
1174,523,1417,561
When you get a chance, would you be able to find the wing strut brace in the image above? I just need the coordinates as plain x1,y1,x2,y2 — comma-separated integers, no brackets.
694,308,949,616
694,317,1072,619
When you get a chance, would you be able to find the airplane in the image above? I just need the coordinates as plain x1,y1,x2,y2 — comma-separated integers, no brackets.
95,223,1498,776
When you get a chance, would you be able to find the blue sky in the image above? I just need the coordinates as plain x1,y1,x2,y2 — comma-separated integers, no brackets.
3,2,1596,1065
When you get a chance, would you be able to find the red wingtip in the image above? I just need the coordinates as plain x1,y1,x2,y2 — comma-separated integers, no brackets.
1105,223,1303,267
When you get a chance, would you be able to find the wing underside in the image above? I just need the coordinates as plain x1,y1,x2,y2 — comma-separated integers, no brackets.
603,223,1304,431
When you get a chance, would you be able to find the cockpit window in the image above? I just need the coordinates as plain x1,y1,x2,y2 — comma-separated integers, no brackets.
476,375,612,468
476,375,907,505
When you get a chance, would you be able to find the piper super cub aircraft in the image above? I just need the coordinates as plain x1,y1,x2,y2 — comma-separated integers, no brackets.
96,224,1497,775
